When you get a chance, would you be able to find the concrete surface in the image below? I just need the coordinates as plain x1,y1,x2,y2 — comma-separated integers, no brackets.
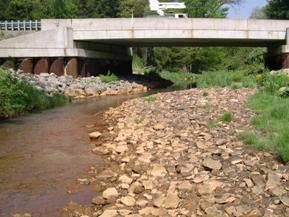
0,18,288,61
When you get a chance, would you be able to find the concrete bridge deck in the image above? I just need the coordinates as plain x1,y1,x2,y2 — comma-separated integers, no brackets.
0,18,288,75
42,18,289,47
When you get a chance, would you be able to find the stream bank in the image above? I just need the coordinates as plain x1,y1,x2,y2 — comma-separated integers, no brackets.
61,87,289,217
0,94,148,217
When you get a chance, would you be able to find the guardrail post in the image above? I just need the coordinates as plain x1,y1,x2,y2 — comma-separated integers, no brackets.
11,20,14,31
17,20,20,31
29,20,32,31
5,21,7,31
286,27,289,45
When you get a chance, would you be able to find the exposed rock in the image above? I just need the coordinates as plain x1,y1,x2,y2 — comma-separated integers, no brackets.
102,188,119,200
150,164,167,177
164,191,180,209
120,196,136,207
202,158,222,171
89,131,102,140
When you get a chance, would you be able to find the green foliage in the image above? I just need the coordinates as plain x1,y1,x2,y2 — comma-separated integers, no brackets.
184,0,241,18
202,91,209,97
118,0,147,17
207,120,217,128
144,95,157,102
99,72,119,83
134,116,145,124
248,91,289,162
219,112,234,122
257,73,289,95
3,0,43,20
0,68,68,119
265,0,289,19
239,132,268,150
230,82,242,90
159,71,196,89
196,70,257,88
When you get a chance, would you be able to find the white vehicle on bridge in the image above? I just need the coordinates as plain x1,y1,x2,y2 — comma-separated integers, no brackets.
148,0,187,18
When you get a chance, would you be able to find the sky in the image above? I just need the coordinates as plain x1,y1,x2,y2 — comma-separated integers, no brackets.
228,0,267,19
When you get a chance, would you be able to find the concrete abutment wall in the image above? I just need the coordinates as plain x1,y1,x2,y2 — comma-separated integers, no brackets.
0,57,132,77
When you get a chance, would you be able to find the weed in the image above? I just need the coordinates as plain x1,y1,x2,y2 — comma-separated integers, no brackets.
231,82,242,90
219,112,234,123
202,91,209,97
144,95,157,102
239,131,268,150
135,116,145,124
99,71,119,83
207,120,217,128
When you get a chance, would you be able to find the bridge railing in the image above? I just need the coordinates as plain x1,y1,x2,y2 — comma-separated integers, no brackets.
0,20,41,31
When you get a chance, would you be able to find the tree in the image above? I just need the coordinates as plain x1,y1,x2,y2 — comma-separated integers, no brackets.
184,0,242,18
265,0,289,19
50,0,79,19
0,0,9,20
4,0,43,20
87,0,120,18
118,0,148,17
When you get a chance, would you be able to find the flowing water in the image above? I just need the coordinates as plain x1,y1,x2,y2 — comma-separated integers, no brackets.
0,94,143,217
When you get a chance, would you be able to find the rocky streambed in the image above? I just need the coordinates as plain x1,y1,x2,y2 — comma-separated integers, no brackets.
12,70,170,99
59,87,289,217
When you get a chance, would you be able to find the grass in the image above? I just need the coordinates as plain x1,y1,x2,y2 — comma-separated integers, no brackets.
244,90,289,162
239,131,269,150
202,91,209,97
196,70,257,89
144,95,157,102
207,120,217,128
219,112,234,123
0,68,69,119
99,71,119,83
134,116,145,124
159,71,196,89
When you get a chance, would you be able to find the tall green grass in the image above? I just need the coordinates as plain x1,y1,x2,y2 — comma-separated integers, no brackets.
159,71,196,89
196,70,257,88
246,91,289,162
0,68,69,119
99,71,119,83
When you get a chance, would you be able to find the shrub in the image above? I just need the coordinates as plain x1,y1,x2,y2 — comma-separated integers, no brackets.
99,71,119,83
258,72,289,95
0,68,68,119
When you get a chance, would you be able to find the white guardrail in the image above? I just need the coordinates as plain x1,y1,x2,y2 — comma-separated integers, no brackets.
0,20,41,31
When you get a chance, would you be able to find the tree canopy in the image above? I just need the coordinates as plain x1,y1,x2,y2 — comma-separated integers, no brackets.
265,0,289,20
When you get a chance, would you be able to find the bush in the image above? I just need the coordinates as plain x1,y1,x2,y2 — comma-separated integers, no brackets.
257,72,289,95
0,68,68,119
99,71,119,83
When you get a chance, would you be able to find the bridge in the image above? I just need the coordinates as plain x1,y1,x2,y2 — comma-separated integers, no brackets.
0,18,288,76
